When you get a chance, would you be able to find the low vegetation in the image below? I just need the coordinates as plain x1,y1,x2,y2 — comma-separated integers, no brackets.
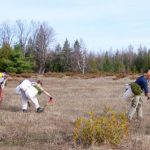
73,107,128,148
0,74,150,149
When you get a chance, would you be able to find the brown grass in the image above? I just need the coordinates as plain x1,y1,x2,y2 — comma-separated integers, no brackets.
0,73,150,149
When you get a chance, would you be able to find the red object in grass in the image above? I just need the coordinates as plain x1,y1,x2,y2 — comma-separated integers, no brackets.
47,97,54,104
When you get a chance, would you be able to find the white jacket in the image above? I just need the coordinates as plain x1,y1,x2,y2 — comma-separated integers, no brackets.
16,79,38,98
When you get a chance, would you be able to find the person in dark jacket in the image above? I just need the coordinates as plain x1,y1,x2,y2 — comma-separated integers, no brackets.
122,70,150,121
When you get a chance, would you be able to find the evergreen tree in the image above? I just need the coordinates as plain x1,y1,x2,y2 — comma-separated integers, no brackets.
103,51,113,72
47,44,62,72
113,51,124,73
3,45,33,73
0,43,12,71
72,40,82,72
61,39,72,71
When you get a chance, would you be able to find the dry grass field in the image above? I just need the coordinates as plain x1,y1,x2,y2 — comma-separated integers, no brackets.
0,74,150,150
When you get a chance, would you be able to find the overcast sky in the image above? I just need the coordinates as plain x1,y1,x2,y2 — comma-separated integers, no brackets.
1,0,150,52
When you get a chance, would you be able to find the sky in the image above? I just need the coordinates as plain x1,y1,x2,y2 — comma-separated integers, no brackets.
1,0,150,52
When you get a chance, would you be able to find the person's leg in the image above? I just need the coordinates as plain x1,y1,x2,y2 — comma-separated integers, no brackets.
0,86,3,103
30,96,44,112
136,98,143,120
127,95,140,121
25,87,43,113
20,91,28,111
30,96,40,109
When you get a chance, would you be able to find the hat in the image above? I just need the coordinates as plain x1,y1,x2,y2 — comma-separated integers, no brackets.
0,73,3,78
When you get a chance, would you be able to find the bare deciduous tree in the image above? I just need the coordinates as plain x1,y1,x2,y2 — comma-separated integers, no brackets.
72,39,87,73
15,20,31,53
0,22,14,46
34,22,55,73
72,40,81,71
78,39,87,74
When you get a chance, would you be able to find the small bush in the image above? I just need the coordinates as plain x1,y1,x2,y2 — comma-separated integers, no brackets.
73,107,128,147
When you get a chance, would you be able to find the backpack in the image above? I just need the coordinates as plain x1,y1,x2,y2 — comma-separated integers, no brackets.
130,82,142,95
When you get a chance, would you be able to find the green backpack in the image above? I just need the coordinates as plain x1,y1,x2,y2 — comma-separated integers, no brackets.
34,85,43,95
130,82,142,95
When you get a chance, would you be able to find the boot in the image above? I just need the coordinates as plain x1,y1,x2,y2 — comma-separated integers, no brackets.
36,107,44,113
22,109,27,112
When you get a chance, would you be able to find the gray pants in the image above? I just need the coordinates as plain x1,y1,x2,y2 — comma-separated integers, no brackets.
127,96,143,121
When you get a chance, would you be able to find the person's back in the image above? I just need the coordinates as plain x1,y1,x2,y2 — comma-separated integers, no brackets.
135,75,148,95
19,79,32,92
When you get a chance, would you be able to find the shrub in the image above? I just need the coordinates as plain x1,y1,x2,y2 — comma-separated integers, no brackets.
73,107,128,147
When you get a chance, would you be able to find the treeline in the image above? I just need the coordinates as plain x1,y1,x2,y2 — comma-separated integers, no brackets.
0,20,150,74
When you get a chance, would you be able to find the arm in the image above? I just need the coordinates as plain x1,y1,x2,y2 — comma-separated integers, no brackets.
142,79,150,99
37,84,53,98
43,89,53,98
146,93,150,100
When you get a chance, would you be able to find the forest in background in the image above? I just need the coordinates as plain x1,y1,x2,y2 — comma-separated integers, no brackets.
0,20,150,74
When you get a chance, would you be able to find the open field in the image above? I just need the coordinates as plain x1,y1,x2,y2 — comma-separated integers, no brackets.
0,74,150,150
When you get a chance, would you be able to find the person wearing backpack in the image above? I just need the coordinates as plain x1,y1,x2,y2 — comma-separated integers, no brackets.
122,70,150,121
16,79,53,113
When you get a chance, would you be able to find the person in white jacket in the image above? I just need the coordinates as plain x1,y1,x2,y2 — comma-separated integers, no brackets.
16,79,53,113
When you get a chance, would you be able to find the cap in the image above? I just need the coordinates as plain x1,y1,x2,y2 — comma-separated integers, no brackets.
0,73,3,78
